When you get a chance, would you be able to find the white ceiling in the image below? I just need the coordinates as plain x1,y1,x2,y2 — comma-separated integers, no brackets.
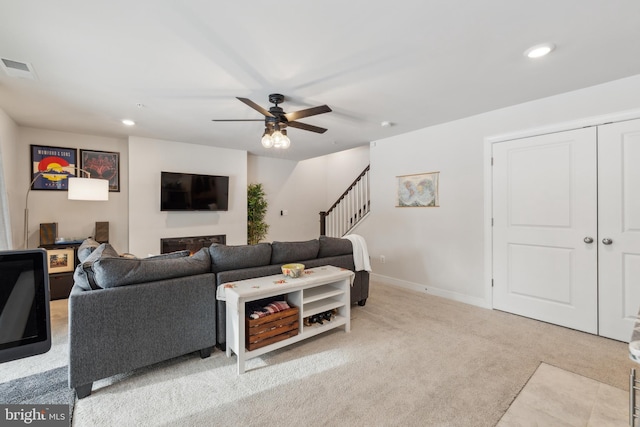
1,0,640,161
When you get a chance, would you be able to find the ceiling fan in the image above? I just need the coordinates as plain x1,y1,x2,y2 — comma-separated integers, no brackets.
212,94,332,148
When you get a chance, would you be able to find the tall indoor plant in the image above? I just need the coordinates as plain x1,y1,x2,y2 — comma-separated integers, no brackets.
247,183,269,245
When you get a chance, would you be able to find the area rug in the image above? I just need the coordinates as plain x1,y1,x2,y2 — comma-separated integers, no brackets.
0,366,75,421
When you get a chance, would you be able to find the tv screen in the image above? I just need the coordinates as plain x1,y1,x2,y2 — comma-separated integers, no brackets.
0,249,51,364
161,171,229,211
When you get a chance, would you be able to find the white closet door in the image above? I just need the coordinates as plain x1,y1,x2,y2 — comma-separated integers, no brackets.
598,119,640,341
493,128,598,333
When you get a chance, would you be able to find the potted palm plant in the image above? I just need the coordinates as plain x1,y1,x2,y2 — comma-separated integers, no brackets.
247,183,269,245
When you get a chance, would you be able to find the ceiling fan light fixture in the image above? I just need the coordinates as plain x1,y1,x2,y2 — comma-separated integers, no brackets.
217,93,329,150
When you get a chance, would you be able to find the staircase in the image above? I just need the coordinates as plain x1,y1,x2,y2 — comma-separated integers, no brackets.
320,165,370,237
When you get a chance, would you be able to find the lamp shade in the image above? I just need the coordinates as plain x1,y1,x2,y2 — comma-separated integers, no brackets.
67,177,109,201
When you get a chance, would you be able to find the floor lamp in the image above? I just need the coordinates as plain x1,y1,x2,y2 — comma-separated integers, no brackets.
24,168,109,249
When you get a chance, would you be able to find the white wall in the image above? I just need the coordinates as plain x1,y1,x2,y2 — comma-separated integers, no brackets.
324,146,370,205
357,74,640,308
13,127,128,251
248,145,370,242
128,137,247,256
248,154,327,242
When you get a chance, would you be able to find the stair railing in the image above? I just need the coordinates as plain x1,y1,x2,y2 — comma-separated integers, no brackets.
320,165,370,237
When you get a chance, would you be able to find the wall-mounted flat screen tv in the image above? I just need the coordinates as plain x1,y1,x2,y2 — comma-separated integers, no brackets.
161,171,229,211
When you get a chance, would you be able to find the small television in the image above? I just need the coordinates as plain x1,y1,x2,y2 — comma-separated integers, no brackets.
0,248,51,364
161,171,229,211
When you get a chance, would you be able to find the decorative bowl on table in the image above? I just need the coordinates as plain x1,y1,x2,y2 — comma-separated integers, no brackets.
281,263,305,278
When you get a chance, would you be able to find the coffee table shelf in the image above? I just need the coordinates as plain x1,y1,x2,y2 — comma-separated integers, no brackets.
303,284,345,303
219,265,353,374
303,298,344,317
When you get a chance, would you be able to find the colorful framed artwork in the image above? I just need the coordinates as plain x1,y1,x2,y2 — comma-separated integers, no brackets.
80,149,120,192
46,248,75,274
30,145,77,190
396,171,440,207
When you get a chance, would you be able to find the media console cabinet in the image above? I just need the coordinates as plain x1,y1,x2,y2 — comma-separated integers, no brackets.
39,242,81,300
218,265,353,374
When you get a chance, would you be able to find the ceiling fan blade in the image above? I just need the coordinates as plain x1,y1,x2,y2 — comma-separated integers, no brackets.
284,105,332,122
212,119,264,122
237,97,275,118
287,121,328,134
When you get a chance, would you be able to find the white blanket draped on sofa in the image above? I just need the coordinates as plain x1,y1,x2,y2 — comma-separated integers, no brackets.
343,234,372,272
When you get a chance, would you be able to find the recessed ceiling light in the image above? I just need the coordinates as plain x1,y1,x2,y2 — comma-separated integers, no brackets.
122,119,135,126
524,43,555,59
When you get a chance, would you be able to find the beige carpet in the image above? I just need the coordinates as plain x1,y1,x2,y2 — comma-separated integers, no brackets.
6,282,635,426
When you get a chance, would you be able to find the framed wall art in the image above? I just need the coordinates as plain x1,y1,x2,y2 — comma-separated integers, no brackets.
30,145,77,190
80,149,120,192
46,248,75,274
396,171,440,207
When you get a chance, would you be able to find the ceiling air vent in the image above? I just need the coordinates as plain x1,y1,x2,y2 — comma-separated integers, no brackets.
0,58,37,79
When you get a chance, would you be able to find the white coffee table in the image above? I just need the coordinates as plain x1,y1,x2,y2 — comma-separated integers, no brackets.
217,265,353,374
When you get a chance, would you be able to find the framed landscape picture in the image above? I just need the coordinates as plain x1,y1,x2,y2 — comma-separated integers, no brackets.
30,145,77,190
46,248,75,274
396,171,440,207
80,149,120,192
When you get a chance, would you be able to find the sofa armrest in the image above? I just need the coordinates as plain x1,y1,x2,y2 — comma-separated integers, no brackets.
68,273,217,390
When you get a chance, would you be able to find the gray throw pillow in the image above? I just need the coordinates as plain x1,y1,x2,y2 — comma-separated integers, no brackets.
271,240,320,264
209,243,272,273
74,243,120,290
77,237,102,262
73,263,92,291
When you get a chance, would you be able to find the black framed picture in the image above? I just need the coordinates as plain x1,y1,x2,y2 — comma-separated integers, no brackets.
80,149,120,192
30,145,77,190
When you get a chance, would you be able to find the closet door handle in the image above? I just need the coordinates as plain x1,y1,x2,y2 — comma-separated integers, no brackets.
602,238,613,245
583,237,594,244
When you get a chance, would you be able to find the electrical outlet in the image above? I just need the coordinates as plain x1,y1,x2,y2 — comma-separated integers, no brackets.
380,255,385,264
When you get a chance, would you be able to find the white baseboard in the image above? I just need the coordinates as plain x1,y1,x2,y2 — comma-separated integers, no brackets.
370,273,491,309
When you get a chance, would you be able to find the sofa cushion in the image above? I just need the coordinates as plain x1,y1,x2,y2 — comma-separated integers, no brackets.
209,243,272,273
145,250,191,260
77,237,102,262
318,236,353,258
216,264,282,286
301,254,355,271
271,239,319,264
74,243,120,290
76,246,210,290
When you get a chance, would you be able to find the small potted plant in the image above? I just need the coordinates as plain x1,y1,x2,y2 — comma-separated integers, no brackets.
247,183,269,245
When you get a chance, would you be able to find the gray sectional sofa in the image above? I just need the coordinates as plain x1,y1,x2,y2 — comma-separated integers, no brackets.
68,236,369,398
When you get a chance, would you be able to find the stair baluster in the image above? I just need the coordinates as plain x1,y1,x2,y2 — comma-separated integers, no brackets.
320,165,370,237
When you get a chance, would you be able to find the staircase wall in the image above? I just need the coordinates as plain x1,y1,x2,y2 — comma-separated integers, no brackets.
248,146,370,243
